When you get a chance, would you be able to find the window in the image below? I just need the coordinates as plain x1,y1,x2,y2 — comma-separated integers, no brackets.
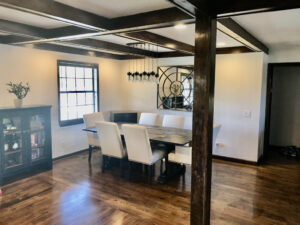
57,60,99,126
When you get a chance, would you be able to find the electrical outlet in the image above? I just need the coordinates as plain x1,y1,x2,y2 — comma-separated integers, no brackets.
242,110,252,118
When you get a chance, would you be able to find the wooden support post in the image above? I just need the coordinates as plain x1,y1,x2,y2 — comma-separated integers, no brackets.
191,10,217,225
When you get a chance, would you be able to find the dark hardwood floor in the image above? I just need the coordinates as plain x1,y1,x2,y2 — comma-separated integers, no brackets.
0,151,299,225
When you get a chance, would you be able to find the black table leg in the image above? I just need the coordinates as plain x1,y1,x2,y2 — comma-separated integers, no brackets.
88,145,93,162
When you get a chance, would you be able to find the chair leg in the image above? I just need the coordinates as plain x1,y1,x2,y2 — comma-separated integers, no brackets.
120,158,124,178
102,155,106,173
165,155,169,179
128,161,132,180
160,160,163,175
88,145,93,162
148,165,153,185
182,164,186,174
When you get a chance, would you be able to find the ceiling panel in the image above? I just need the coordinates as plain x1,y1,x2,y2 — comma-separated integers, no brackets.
0,6,67,28
150,23,244,48
55,0,173,18
233,9,300,49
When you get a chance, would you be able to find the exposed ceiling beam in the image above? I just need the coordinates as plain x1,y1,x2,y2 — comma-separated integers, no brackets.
0,0,194,31
0,1,267,54
169,0,300,17
168,0,197,16
66,39,156,57
110,7,193,30
216,46,253,54
0,19,45,38
0,0,196,52
218,18,269,54
0,35,131,60
0,19,161,57
0,0,109,30
122,31,195,54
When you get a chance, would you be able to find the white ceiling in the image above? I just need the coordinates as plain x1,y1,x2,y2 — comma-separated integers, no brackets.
55,0,173,18
0,6,66,28
233,9,300,50
150,23,244,48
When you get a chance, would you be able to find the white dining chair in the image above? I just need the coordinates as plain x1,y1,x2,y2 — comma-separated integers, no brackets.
162,115,185,129
83,112,104,162
169,124,222,168
139,112,158,126
96,121,127,177
122,124,167,184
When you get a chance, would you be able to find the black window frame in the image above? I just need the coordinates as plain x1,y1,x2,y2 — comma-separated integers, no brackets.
57,60,100,127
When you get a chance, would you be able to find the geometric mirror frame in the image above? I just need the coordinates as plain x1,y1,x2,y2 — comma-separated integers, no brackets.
157,66,194,111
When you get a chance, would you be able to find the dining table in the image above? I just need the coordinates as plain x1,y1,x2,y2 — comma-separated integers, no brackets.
83,122,193,183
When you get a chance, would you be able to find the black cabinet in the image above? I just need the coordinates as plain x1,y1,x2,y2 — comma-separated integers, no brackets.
0,105,52,185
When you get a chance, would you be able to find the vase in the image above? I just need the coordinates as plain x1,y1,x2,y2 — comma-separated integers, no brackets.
14,99,23,108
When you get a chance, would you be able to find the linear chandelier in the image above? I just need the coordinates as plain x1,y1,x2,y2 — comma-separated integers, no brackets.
127,43,159,83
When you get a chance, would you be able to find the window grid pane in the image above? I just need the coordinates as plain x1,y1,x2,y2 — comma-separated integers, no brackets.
58,62,99,123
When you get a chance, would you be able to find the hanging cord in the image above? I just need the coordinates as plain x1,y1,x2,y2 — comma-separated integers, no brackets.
156,44,159,83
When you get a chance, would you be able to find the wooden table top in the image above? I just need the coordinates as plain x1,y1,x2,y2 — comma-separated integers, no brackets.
83,123,192,146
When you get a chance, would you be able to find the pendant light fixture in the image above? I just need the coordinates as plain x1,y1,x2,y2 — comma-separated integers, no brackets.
126,42,159,83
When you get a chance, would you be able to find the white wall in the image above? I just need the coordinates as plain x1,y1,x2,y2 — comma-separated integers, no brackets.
122,53,267,162
0,44,268,162
0,44,125,158
214,53,266,162
269,46,300,63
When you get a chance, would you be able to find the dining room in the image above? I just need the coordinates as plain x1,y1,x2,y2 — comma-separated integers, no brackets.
0,0,300,225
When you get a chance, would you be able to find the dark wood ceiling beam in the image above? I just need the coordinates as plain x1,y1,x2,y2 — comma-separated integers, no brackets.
110,7,194,30
122,31,195,54
0,19,46,38
66,39,156,57
169,0,300,17
216,46,253,54
168,0,197,16
0,0,194,32
0,35,133,60
0,0,110,30
218,18,269,54
0,1,196,50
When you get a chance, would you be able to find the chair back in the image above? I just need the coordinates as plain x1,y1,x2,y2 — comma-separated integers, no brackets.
183,116,192,130
83,112,104,128
139,113,158,126
122,124,152,165
96,121,125,158
162,115,185,129
83,112,104,147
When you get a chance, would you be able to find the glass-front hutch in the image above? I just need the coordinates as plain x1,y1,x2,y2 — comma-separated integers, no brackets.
0,105,52,185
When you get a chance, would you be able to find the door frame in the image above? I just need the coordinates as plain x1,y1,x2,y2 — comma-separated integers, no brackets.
263,62,300,158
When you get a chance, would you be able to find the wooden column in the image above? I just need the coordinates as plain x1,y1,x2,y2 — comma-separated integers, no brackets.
191,10,217,225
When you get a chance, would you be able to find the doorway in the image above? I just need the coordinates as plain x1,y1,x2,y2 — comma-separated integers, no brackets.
264,63,300,159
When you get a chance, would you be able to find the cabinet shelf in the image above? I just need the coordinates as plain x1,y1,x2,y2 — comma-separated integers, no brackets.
6,163,23,169
5,149,22,155
31,145,45,150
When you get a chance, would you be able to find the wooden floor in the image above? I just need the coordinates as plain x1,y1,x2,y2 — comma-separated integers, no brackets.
0,151,299,225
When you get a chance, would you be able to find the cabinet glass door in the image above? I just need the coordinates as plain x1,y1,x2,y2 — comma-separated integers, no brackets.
2,116,24,169
30,114,47,162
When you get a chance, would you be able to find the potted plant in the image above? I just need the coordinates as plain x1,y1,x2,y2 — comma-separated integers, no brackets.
6,82,30,108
